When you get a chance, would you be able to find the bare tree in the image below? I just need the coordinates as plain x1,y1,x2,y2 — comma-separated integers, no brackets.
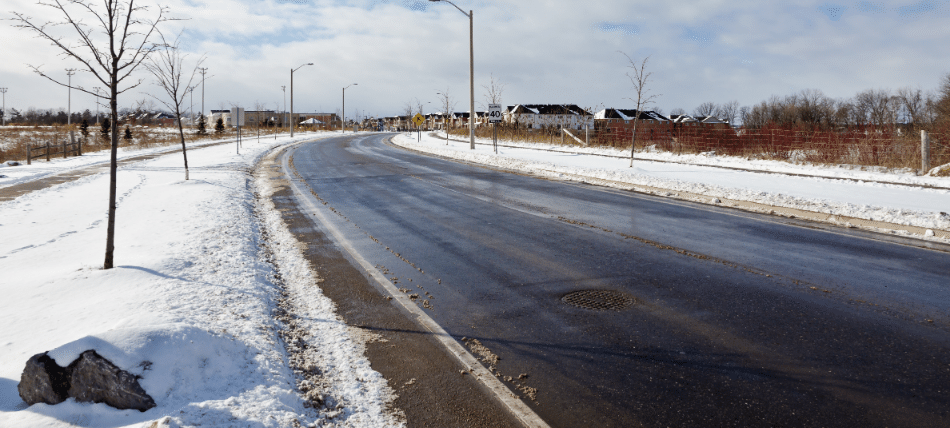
895,87,924,128
853,89,895,127
717,100,740,125
437,88,457,144
144,31,204,180
482,73,506,107
693,102,718,117
931,73,950,129
669,107,687,116
13,0,169,269
620,52,660,167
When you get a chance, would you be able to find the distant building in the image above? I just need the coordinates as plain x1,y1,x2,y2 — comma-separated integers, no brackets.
594,108,672,144
503,104,593,130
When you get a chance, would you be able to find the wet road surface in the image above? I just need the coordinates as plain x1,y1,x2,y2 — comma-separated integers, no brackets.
286,133,950,427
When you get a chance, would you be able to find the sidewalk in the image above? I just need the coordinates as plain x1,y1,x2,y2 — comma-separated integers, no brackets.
393,132,950,241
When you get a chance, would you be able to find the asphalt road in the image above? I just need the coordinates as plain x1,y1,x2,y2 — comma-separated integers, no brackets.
287,133,950,428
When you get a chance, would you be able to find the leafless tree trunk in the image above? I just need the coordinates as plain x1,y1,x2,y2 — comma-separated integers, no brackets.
144,30,204,181
693,102,717,118
895,88,924,129
13,0,169,269
717,100,740,125
482,73,505,106
621,52,659,167
438,88,457,144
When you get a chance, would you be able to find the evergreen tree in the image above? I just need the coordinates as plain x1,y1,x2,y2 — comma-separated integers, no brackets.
100,118,111,140
196,114,207,135
123,126,133,141
214,117,225,134
79,119,90,139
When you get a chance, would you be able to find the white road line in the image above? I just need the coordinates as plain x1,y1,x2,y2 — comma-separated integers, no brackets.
279,137,551,428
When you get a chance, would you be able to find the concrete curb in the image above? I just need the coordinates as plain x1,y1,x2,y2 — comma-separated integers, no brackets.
391,135,950,246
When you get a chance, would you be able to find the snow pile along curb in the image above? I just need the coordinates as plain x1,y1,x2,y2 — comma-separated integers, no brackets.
1,132,400,427
391,132,950,242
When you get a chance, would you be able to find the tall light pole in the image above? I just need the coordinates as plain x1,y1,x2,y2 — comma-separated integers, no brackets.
93,87,101,125
429,0,475,150
0,88,7,126
281,85,286,133
198,67,208,124
66,69,76,127
290,63,313,138
342,83,357,133
187,86,194,126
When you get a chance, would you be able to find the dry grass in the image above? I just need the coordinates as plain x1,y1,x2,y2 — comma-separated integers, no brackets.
448,123,950,171
0,124,286,164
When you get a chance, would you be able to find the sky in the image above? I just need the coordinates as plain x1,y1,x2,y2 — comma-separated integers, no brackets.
2,0,950,119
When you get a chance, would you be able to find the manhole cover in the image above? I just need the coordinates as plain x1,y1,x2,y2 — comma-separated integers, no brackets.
561,290,634,311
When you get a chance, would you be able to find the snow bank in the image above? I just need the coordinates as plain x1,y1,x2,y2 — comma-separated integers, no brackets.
0,132,399,427
392,132,950,236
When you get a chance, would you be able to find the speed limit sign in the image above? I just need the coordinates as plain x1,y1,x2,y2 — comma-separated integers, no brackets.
488,104,503,124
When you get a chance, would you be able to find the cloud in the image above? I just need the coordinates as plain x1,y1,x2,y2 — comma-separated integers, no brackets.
2,0,948,117
595,22,640,37
817,3,848,21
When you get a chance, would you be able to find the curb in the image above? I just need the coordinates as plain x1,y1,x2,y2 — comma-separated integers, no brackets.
391,136,950,246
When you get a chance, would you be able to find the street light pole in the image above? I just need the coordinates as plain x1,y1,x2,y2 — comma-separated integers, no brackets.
429,0,475,150
66,69,76,127
290,63,313,138
198,67,208,123
0,88,7,126
188,86,194,126
343,83,357,133
93,87,101,125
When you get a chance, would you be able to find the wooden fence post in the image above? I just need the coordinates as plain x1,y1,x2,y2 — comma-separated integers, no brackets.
921,130,930,174
63,138,67,159
46,141,50,162
27,144,31,165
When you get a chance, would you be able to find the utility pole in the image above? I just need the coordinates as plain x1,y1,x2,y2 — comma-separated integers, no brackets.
66,69,76,127
0,87,7,126
428,0,475,149
93,87,101,125
199,67,208,123
66,69,77,151
343,83,357,133
290,63,313,138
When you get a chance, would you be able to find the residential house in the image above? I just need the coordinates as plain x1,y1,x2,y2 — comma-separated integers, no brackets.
594,108,672,143
503,104,593,130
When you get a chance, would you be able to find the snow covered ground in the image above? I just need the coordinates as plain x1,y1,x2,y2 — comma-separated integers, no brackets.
0,133,251,187
0,132,400,427
2,129,948,427
392,132,950,240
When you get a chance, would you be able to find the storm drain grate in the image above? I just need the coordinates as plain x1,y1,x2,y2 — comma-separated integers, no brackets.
562,290,634,311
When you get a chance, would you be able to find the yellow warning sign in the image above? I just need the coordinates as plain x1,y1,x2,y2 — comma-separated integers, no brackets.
412,113,425,126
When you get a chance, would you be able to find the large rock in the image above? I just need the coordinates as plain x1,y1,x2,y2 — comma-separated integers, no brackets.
18,352,71,405
67,350,156,411
17,350,155,412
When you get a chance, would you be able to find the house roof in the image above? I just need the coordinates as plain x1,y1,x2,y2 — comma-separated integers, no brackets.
669,114,697,123
694,115,727,124
507,104,591,116
594,108,669,121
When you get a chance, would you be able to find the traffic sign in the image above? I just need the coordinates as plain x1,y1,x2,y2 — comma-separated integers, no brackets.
412,113,425,126
230,107,245,127
488,104,502,124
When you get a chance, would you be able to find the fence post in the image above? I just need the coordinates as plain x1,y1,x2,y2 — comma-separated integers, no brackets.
921,130,930,174
63,138,67,159
27,144,31,165
46,141,50,162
